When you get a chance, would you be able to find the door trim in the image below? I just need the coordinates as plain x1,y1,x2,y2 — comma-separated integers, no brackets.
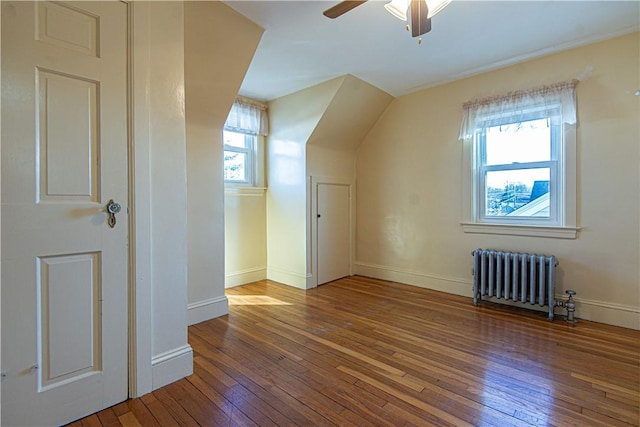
309,175,355,289
129,1,153,398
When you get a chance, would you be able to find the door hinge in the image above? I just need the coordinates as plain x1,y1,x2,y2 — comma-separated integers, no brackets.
1,370,7,381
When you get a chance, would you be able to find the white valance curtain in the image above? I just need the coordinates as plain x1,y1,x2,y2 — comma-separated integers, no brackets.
459,79,578,140
224,97,269,136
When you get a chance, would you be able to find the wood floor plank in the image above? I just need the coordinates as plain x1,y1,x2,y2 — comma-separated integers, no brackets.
69,277,639,427
110,402,131,418
95,408,123,427
116,412,142,427
186,369,259,427
194,323,355,425
141,399,181,427
78,414,102,427
572,372,640,399
164,379,230,427
189,334,311,426
338,364,477,427
151,387,200,427
126,399,162,427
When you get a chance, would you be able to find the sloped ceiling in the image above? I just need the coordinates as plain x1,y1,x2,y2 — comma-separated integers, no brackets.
185,1,264,129
268,76,343,145
307,75,394,151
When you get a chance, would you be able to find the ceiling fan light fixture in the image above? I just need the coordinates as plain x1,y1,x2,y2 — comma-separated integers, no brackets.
425,0,452,18
384,0,409,21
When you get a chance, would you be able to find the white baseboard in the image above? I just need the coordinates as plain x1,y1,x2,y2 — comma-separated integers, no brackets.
354,261,640,330
151,345,193,391
267,265,309,289
573,298,640,330
354,261,472,297
187,296,228,326
225,267,267,288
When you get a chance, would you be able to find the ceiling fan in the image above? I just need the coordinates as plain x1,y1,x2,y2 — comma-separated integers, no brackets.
323,0,450,39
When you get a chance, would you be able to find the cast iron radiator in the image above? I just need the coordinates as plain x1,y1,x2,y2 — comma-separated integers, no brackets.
472,248,559,320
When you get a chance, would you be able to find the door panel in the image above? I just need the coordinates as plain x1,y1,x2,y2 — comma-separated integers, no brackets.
1,2,129,425
36,1,99,56
38,252,101,390
38,69,100,202
317,183,350,285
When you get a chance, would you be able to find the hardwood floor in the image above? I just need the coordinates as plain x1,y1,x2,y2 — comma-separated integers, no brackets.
70,276,639,426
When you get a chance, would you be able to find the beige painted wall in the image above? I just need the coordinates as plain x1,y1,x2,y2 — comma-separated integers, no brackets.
308,75,395,151
266,75,393,289
267,78,342,288
127,1,194,391
184,1,263,324
307,145,357,179
355,33,640,329
305,77,393,287
145,2,191,387
307,75,394,178
224,189,267,288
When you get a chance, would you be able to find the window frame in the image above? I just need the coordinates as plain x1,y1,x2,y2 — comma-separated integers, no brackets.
462,102,579,239
474,108,562,227
223,130,255,186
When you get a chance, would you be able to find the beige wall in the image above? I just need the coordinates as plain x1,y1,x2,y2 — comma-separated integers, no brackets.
307,75,394,178
127,1,193,392
266,78,342,288
224,189,267,288
266,75,393,289
306,76,394,286
355,33,640,329
145,1,192,389
307,145,357,178
184,1,263,324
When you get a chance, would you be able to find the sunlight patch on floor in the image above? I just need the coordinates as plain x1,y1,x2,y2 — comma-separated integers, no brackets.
227,295,293,306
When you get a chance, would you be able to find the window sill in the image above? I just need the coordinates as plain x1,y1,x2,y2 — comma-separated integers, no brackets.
224,186,266,197
461,222,580,239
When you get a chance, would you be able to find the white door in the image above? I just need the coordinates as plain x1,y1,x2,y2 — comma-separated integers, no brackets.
1,2,129,425
317,183,350,285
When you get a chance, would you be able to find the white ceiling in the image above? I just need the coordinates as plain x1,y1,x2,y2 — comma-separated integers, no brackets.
223,1,639,102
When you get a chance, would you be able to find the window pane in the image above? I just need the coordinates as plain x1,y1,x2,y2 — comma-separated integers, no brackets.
485,118,551,166
223,130,246,148
224,151,247,181
485,168,550,217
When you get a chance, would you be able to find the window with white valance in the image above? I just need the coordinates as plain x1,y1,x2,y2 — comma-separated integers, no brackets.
224,97,269,136
223,97,268,187
459,80,578,141
459,80,580,239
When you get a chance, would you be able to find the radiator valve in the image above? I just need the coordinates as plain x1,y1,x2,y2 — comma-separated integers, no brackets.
556,290,577,324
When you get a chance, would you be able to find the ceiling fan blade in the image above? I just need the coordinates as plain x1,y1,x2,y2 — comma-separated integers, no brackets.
410,0,431,37
323,1,368,19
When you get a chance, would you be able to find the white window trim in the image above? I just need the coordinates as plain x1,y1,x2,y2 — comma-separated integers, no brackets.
224,186,266,197
224,133,254,186
223,132,267,188
462,124,579,239
476,111,561,227
223,96,268,188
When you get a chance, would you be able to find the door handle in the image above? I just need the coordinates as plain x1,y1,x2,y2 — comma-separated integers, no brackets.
106,199,122,228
